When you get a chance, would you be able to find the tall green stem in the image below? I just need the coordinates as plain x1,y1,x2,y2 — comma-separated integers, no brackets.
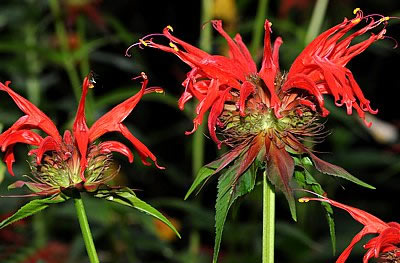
192,0,213,176
262,171,275,263
304,0,329,45
74,194,99,263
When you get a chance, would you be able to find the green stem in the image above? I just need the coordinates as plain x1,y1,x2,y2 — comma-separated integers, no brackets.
262,171,275,263
250,0,269,57
74,194,99,263
304,0,329,45
192,0,213,176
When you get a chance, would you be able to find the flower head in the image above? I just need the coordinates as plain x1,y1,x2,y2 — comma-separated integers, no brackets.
0,72,163,196
130,10,384,214
300,194,400,263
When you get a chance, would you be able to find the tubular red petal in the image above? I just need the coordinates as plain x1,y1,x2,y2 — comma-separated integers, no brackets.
4,147,15,176
88,74,147,142
258,20,281,117
208,88,232,147
233,34,257,73
88,74,162,169
1,130,43,152
34,136,61,164
99,141,134,163
239,81,255,116
0,81,61,142
211,20,255,75
162,25,209,59
73,76,91,180
336,229,371,263
119,124,163,169
190,79,220,134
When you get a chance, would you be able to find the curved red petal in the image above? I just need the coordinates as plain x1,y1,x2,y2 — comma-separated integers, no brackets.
99,140,134,163
34,136,61,164
1,130,43,152
73,75,91,181
0,81,61,142
88,73,148,142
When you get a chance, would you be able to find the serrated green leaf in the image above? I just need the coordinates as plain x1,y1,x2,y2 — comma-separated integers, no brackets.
95,187,181,239
185,162,219,200
185,151,241,200
0,196,66,229
213,161,257,263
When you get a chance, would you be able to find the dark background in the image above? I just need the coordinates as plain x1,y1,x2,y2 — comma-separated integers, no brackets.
0,0,399,262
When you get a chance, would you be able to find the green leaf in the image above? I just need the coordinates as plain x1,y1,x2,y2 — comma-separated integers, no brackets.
95,187,181,239
213,160,257,263
185,159,223,200
185,148,245,200
294,156,336,254
309,153,375,189
0,196,66,229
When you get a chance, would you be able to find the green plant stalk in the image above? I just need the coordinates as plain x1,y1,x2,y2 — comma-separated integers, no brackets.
304,0,329,45
250,0,269,57
25,23,41,106
74,194,100,263
262,171,275,263
192,0,213,176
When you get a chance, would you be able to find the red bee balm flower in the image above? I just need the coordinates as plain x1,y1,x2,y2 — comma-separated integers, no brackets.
129,9,385,217
300,195,400,263
0,72,163,195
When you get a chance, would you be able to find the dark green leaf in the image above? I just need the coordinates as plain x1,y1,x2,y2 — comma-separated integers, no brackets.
0,196,66,229
294,156,336,254
309,153,375,189
95,187,181,238
213,160,257,263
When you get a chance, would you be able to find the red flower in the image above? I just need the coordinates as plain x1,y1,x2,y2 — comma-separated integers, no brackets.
64,0,106,30
129,10,384,215
300,194,400,263
0,72,163,195
129,9,384,133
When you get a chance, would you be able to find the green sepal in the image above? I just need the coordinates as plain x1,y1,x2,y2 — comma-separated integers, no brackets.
94,187,181,239
213,159,258,263
0,195,67,229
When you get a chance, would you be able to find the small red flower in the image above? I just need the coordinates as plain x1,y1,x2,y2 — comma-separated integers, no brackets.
0,72,163,195
300,194,400,263
64,0,106,30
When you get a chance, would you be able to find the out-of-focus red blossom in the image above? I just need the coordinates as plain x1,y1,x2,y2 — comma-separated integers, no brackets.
129,9,388,205
0,72,163,196
279,0,315,17
64,0,106,30
23,241,70,263
0,212,26,245
300,195,400,263
50,32,81,51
